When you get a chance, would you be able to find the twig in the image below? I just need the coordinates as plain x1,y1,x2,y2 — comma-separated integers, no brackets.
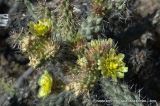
15,67,33,88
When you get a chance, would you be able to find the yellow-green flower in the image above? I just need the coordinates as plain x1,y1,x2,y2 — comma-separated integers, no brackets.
98,49,128,81
38,70,53,98
29,18,52,36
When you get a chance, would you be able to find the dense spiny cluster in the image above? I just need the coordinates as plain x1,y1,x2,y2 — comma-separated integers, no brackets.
14,0,130,103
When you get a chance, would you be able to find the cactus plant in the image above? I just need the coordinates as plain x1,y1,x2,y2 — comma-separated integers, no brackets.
19,35,59,68
5,0,144,106
79,14,102,40
68,38,128,96
101,78,143,106
40,91,80,106
54,0,77,42
40,91,96,106
72,39,115,93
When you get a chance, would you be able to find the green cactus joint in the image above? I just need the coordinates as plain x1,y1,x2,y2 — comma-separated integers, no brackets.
80,14,102,40
101,78,143,106
98,48,128,81
19,35,59,68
